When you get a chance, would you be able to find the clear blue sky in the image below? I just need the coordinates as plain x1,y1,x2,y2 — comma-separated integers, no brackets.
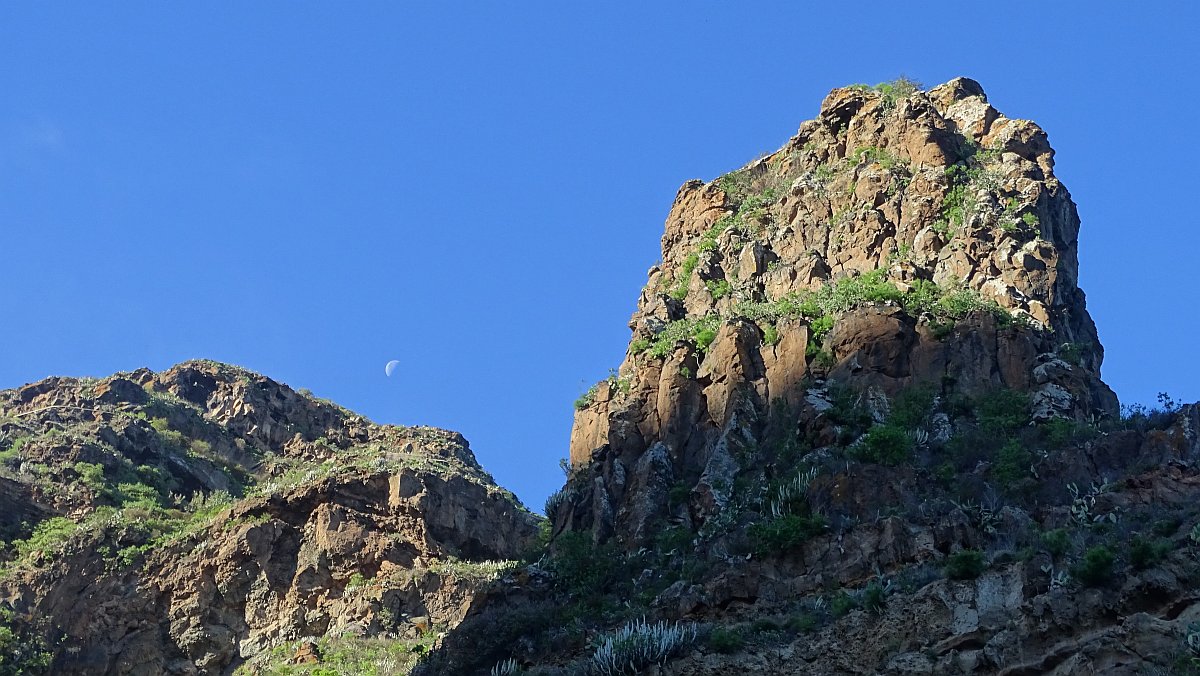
2,3,1197,512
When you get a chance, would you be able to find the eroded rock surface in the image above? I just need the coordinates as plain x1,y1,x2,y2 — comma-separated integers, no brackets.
0,361,538,674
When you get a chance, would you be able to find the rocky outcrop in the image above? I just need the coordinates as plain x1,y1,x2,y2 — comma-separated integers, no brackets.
410,79,1200,676
564,78,1118,546
0,361,539,674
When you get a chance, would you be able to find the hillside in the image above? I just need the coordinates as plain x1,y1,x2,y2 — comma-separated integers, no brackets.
417,79,1200,675
0,360,539,674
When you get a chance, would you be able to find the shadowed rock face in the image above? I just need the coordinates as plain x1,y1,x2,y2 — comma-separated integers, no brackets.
0,361,539,675
563,78,1118,546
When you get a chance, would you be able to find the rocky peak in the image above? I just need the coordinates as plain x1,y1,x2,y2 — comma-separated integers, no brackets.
413,80,1200,676
563,78,1118,544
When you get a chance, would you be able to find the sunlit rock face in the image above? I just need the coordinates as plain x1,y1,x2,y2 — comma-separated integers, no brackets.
564,78,1117,544
0,360,538,674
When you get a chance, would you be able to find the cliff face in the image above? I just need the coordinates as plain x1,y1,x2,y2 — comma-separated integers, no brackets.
415,80,1200,676
564,77,1117,545
0,361,539,675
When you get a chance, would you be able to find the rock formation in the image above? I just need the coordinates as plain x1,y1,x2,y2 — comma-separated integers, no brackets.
6,78,1200,676
563,76,1117,546
418,79,1200,676
0,361,539,674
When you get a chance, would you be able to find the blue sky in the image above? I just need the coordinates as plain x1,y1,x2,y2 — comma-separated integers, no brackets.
2,3,1197,511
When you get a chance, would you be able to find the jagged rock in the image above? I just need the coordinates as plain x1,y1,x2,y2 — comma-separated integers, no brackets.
0,361,539,675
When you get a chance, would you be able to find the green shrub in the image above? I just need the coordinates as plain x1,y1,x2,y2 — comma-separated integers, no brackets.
830,590,858,617
861,580,887,613
751,618,782,633
808,315,834,343
706,279,731,299
760,323,779,346
656,525,692,554
889,386,935,429
826,386,872,433
811,349,836,369
0,436,30,465
749,513,828,555
785,613,817,633
150,417,186,449
1129,536,1171,570
13,517,79,560
646,315,722,359
934,462,956,484
1152,517,1182,538
850,146,902,170
975,390,1029,433
945,549,986,580
1038,418,1096,449
991,439,1032,487
694,325,718,351
707,626,745,654
574,382,601,410
870,77,922,111
1072,546,1115,586
667,482,691,508
854,425,914,465
116,482,163,510
72,461,107,492
670,253,701,300
547,531,621,598
0,607,52,674
1041,529,1071,559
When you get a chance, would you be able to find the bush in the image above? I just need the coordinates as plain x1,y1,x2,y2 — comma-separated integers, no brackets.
1039,418,1096,449
760,323,779,346
861,580,887,613
0,607,52,675
991,439,1032,488
543,488,571,522
546,531,621,598
1129,536,1171,570
645,316,722,359
1041,529,1071,559
830,590,858,617
871,77,923,111
975,390,1029,433
749,513,828,555
706,279,731,300
854,425,914,465
785,613,817,633
13,517,78,561
72,462,107,492
706,626,744,654
889,386,935,429
0,437,30,466
1072,546,1115,586
945,549,986,580
116,482,164,510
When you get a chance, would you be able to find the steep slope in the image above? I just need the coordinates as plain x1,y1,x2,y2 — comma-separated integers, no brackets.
0,361,540,675
417,80,1200,675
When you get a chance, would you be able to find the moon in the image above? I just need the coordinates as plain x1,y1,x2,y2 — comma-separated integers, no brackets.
384,360,400,377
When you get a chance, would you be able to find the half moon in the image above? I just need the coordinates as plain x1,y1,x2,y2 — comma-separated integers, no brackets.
384,360,401,377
